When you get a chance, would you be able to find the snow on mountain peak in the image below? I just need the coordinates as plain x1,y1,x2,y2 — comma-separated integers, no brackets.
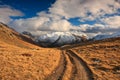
35,31,87,47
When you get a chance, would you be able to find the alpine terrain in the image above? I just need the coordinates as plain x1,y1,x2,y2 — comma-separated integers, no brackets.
0,23,120,80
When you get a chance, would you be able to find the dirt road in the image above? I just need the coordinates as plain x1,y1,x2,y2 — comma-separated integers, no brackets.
45,50,94,80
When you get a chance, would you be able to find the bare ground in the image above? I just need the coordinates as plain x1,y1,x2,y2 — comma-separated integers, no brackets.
45,50,94,80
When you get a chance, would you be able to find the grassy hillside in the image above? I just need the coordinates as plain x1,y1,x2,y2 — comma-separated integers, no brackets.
71,37,120,80
0,23,61,80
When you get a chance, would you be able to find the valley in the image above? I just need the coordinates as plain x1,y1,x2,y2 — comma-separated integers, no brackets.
0,23,120,80
0,0,120,80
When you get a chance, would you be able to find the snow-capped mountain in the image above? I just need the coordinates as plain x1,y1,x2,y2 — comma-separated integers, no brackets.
93,32,120,40
35,31,88,47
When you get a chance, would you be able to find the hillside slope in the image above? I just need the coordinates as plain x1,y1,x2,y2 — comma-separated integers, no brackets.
0,23,36,48
0,23,61,80
70,37,120,80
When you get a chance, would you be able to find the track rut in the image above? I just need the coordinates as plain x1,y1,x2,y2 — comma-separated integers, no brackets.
45,50,94,80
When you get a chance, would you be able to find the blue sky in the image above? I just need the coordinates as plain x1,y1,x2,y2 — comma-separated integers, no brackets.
0,0,56,18
0,0,120,37
0,0,99,26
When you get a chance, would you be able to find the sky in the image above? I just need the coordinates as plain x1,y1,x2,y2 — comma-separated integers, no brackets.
0,0,120,38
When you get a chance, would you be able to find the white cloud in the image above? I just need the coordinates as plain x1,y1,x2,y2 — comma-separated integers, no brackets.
70,22,120,38
1,0,120,38
37,11,63,21
102,16,120,27
49,0,120,20
0,5,23,24
38,19,71,31
11,12,72,33
11,16,50,32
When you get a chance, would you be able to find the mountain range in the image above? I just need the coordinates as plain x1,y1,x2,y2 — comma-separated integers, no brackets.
22,30,120,47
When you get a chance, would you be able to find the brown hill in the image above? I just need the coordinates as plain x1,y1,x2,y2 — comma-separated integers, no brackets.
0,23,61,80
69,37,120,80
0,23,36,48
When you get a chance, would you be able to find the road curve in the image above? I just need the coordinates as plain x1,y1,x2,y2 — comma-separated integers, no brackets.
66,50,94,80
45,50,94,80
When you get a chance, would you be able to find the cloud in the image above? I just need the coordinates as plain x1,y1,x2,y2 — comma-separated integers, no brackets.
2,0,120,38
102,16,120,27
49,0,120,20
116,0,120,3
11,16,50,32
11,13,72,33
0,5,24,24
38,19,72,31
79,23,120,33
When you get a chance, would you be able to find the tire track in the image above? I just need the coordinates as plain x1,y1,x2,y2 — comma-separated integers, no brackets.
45,50,94,80
45,52,67,80
66,50,94,80
66,52,78,80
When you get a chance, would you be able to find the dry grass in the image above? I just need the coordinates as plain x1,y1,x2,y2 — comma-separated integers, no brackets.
1,23,120,80
0,24,61,80
0,41,61,80
72,38,120,80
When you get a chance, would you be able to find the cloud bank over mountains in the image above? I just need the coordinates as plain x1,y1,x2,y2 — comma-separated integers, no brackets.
0,0,120,38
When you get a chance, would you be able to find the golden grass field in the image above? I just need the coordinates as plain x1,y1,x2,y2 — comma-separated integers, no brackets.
0,24,61,80
0,23,120,80
71,38,120,80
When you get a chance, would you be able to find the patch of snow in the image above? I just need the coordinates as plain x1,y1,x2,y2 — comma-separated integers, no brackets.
35,31,88,47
